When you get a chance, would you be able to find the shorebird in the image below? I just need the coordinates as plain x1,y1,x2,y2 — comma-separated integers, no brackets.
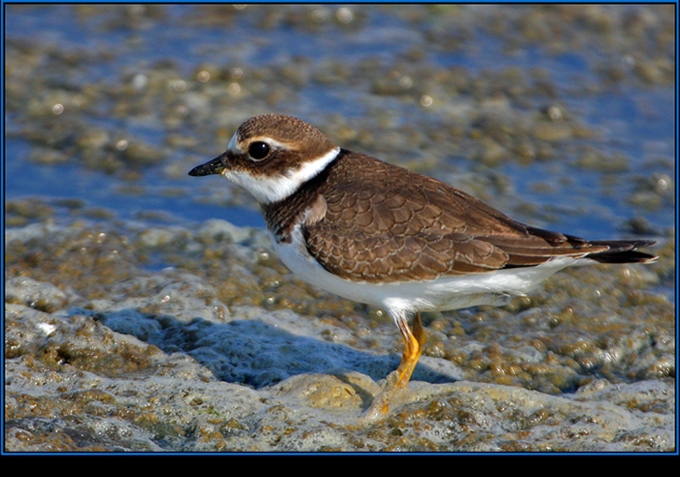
189,114,656,419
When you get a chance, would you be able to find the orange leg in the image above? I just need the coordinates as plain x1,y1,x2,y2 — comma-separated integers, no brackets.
361,313,426,422
394,312,426,389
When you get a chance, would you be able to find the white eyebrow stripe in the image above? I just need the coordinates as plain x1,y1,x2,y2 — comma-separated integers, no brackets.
247,136,293,150
228,133,295,157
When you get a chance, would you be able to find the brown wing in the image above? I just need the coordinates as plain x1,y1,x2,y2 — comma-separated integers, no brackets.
302,151,654,283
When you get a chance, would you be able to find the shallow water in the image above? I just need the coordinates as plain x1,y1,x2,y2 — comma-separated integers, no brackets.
5,5,675,237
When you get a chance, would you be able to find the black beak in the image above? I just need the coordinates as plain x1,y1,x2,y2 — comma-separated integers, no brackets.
188,153,228,177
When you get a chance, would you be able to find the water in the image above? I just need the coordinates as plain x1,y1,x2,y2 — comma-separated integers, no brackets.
4,5,675,237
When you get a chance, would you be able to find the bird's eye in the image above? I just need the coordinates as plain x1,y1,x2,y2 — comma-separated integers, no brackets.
248,141,270,160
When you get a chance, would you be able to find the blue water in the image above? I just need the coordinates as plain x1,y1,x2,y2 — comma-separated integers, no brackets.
4,5,675,239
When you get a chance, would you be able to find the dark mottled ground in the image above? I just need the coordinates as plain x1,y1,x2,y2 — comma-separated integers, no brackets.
5,219,674,452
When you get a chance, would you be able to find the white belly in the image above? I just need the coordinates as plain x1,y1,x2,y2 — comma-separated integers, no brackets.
271,225,584,321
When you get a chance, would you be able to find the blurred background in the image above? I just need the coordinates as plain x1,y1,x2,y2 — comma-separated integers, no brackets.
5,4,675,241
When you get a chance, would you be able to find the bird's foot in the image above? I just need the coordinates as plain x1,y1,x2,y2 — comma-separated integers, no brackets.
358,369,404,424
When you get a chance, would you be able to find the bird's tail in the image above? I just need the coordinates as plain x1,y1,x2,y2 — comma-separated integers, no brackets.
586,239,657,264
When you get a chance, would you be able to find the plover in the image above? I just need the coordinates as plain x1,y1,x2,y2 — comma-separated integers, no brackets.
189,113,656,419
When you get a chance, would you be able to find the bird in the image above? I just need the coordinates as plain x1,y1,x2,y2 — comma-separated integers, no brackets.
189,113,657,420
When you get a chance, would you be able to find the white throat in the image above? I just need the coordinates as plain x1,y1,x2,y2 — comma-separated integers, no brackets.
224,144,341,204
